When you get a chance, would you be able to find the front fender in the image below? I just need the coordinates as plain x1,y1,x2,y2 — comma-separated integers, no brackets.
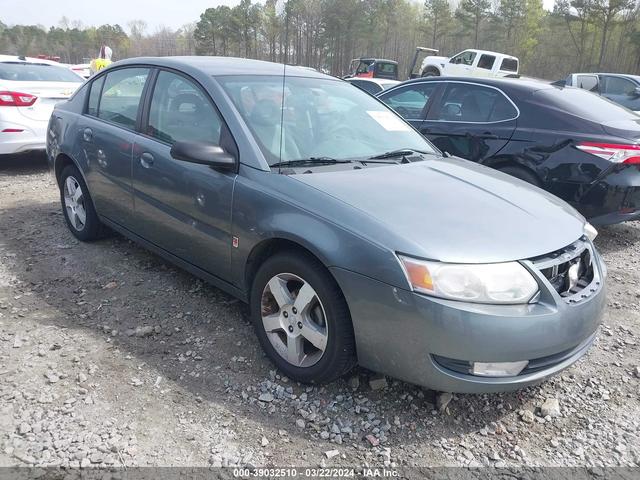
230,166,408,294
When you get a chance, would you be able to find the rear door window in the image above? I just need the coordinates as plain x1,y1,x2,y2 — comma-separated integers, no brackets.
379,83,438,120
500,58,518,72
146,70,222,145
97,68,149,129
477,55,496,70
434,83,517,122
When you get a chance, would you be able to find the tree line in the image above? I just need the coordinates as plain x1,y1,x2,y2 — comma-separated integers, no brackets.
2,0,640,80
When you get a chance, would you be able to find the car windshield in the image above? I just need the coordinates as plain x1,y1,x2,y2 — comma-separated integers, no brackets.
0,62,83,83
218,74,436,165
536,86,639,121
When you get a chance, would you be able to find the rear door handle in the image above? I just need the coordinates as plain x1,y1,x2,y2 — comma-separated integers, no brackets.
83,128,92,142
140,152,154,168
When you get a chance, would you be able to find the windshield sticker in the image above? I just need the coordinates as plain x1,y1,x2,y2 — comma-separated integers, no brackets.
366,110,412,131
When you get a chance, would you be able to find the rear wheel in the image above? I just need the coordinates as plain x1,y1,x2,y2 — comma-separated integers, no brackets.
250,252,356,384
498,165,541,187
59,165,104,241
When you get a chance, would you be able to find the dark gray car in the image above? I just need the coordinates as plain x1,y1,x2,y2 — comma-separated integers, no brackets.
47,57,606,393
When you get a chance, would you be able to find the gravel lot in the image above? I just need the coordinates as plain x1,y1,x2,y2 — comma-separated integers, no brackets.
0,153,639,469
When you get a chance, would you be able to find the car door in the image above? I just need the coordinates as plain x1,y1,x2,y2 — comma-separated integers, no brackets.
80,67,150,228
420,82,518,163
600,75,640,111
445,51,477,77
377,82,441,130
132,69,237,280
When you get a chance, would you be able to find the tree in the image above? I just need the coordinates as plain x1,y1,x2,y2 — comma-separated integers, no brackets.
456,0,492,48
424,0,452,50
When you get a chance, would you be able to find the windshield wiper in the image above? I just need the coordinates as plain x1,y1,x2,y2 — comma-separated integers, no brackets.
369,148,435,160
270,157,353,168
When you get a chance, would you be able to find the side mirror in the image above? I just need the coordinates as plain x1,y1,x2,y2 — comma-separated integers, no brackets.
632,86,640,97
170,141,236,170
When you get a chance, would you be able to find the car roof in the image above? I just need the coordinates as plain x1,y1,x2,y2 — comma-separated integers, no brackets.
353,58,398,65
574,72,640,82
346,78,400,86
461,49,518,60
113,56,331,79
0,54,65,66
389,76,554,95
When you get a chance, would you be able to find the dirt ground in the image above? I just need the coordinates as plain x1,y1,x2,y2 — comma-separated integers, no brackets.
0,153,638,470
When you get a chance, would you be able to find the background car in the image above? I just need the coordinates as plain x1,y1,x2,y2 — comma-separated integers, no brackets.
69,63,92,79
0,55,84,156
419,49,519,78
345,77,399,95
378,77,640,225
345,58,398,80
564,73,640,112
47,57,605,393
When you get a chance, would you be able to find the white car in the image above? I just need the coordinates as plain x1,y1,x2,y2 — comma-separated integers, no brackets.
69,63,91,79
419,49,519,78
0,55,84,155
345,77,400,95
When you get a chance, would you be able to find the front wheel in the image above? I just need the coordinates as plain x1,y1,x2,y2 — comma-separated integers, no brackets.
250,252,356,384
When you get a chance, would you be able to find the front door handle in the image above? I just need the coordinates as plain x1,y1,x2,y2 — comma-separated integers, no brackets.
83,127,93,142
140,152,154,169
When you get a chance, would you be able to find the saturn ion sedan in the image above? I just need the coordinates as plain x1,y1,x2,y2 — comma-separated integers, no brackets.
47,57,607,393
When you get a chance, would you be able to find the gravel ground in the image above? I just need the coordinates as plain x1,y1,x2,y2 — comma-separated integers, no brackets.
0,153,639,470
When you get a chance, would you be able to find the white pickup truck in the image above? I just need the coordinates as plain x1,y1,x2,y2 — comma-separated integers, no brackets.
419,49,519,78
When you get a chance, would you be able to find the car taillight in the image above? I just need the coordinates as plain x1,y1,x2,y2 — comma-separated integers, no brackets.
0,91,37,107
576,142,640,165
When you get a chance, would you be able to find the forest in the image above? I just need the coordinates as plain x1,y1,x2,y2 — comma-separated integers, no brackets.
1,0,640,81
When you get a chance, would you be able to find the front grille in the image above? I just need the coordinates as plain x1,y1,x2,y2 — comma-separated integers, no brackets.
528,237,600,303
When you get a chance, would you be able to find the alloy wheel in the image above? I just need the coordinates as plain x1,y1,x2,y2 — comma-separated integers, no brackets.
260,273,328,368
63,176,87,232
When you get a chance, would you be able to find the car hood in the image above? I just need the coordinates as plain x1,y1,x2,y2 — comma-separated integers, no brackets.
293,157,586,263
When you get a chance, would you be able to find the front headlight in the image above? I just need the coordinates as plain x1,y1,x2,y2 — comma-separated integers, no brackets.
584,222,598,242
398,255,539,304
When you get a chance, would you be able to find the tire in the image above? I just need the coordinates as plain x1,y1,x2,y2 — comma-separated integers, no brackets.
498,166,541,187
250,251,356,384
422,69,440,77
59,164,105,241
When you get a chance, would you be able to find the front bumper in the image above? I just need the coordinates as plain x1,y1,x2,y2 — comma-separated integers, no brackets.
330,246,606,393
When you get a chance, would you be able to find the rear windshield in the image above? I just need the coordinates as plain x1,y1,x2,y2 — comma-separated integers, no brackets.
0,62,83,82
535,87,639,121
500,58,518,72
376,63,397,75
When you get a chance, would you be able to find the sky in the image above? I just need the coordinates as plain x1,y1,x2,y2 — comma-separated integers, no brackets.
3,0,557,32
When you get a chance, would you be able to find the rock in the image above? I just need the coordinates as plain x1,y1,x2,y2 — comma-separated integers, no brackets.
436,392,453,412
45,372,59,384
489,451,501,461
135,326,154,337
18,422,31,435
325,449,340,459
540,398,561,418
296,419,306,429
80,457,91,468
615,444,627,454
258,393,274,403
347,376,360,390
520,410,535,423
633,366,640,378
130,378,143,387
365,434,380,447
320,431,330,440
261,436,269,447
369,375,388,391
103,281,118,289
